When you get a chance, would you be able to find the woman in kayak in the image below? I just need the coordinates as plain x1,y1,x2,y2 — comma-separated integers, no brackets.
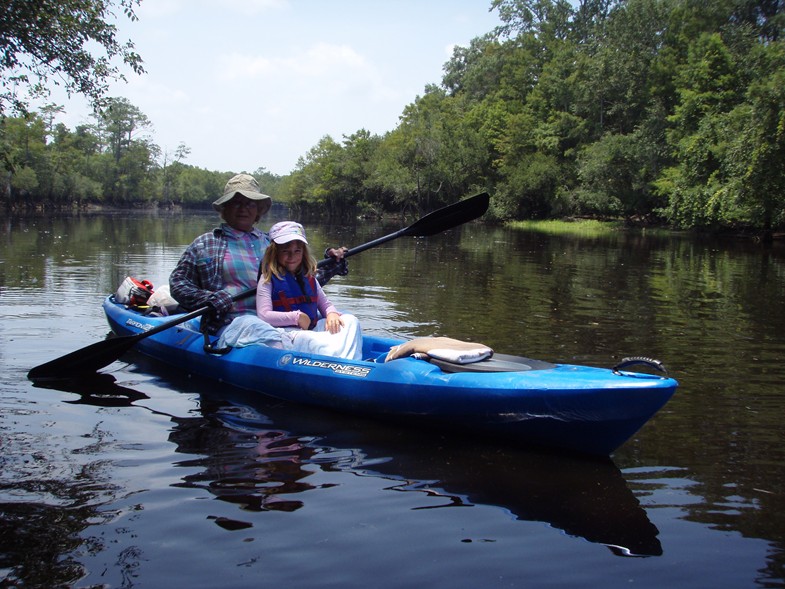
257,221,363,360
169,174,348,343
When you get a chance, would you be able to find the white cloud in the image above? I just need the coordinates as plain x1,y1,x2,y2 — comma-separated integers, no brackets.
219,43,369,81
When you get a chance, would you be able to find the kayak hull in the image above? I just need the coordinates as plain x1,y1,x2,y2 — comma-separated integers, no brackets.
103,297,677,456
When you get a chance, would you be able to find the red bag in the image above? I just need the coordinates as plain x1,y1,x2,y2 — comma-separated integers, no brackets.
115,277,154,307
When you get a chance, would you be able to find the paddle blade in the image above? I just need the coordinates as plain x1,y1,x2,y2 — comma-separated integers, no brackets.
405,192,490,237
331,192,491,262
27,335,139,381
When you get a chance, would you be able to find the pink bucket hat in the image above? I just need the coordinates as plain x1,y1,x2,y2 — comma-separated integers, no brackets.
269,221,308,244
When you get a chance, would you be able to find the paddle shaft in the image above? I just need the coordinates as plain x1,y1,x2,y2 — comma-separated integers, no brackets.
28,192,489,380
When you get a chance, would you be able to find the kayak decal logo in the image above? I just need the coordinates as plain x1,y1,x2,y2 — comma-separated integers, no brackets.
281,354,372,378
125,318,153,332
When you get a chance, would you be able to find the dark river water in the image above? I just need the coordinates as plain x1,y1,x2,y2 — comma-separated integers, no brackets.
2,210,784,588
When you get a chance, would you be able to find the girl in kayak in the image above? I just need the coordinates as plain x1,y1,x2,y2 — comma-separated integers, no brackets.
257,221,363,360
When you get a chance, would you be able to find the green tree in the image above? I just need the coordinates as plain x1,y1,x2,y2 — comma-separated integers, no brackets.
380,86,485,214
337,129,381,211
658,32,744,228
719,41,785,234
38,103,66,139
49,122,102,204
492,0,574,43
10,165,38,196
160,142,191,203
443,35,507,102
284,135,345,217
575,130,664,219
0,0,144,115
573,0,670,137
0,114,47,205
364,128,417,213
174,167,226,208
91,97,155,201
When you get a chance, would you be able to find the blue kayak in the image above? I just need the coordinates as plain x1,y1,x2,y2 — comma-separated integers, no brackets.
102,296,677,456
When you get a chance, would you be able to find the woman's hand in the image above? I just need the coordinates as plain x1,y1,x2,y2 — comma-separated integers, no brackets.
324,312,344,334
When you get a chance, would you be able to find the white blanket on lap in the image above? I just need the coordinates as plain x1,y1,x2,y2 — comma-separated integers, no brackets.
280,313,363,360
217,313,363,361
217,314,285,348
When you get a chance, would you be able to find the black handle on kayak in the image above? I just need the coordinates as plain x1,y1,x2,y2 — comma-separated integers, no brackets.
612,357,669,376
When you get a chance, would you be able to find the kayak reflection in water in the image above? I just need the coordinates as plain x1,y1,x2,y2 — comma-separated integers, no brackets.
167,403,318,518
166,389,663,557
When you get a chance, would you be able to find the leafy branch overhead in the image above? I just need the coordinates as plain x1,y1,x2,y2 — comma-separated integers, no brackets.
0,0,145,115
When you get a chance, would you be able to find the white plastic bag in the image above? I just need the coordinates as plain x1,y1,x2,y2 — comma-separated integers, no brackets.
146,285,180,315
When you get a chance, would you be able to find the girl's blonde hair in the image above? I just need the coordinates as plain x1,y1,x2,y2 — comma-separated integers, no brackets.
260,240,318,283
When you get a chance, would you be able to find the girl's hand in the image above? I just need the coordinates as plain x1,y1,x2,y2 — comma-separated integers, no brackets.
297,312,311,330
324,312,344,334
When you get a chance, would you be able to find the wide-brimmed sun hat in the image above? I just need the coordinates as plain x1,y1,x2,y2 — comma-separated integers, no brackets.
269,221,308,245
212,173,272,214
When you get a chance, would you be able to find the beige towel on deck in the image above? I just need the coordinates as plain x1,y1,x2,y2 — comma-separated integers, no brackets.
385,337,493,364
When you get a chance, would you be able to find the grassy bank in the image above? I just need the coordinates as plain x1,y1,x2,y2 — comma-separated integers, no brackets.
507,219,625,237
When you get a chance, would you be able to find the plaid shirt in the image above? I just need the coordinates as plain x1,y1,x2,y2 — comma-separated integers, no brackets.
170,223,347,319
169,225,269,317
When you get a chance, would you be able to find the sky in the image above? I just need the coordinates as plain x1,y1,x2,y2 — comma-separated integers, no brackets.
44,0,502,176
